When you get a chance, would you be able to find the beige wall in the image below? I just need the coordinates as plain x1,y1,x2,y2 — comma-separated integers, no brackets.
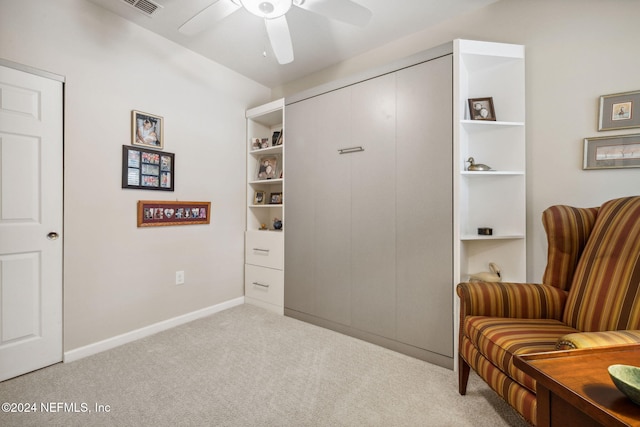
0,0,271,351
275,0,640,282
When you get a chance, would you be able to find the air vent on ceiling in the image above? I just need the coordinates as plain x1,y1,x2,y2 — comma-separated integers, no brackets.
122,0,163,17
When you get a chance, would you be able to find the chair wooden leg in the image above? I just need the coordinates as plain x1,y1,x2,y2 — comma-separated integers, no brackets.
459,353,470,395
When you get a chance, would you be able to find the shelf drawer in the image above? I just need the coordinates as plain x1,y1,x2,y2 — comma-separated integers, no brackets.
244,264,284,307
245,230,283,269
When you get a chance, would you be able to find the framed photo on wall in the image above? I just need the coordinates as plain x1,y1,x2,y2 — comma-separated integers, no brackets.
598,90,640,131
122,145,174,191
132,110,164,149
137,200,211,227
468,97,496,121
583,133,640,169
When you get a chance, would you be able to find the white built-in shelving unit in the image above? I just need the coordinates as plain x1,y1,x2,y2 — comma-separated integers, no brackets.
453,39,526,368
244,98,284,314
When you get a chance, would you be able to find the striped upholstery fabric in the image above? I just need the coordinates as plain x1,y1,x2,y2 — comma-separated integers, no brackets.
562,196,640,331
460,335,538,425
457,281,568,320
558,329,640,350
457,196,640,426
541,204,599,291
463,316,578,392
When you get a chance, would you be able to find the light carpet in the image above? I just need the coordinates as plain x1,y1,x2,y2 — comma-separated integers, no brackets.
0,304,530,426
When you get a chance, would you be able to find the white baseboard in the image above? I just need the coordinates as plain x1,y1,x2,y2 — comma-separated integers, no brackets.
63,297,245,363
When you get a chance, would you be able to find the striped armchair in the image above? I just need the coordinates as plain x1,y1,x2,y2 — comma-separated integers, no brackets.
457,196,640,425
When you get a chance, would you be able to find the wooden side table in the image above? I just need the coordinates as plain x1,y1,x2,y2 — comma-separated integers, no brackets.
515,345,640,427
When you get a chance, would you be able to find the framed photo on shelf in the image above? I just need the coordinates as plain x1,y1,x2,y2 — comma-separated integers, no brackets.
132,110,164,149
254,191,266,205
583,133,640,170
269,192,283,204
598,90,640,131
468,97,496,121
272,131,281,146
122,145,174,191
137,200,211,227
255,155,280,180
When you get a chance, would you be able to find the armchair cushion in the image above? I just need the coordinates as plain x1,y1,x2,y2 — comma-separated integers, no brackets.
557,329,640,350
462,316,578,392
562,196,640,331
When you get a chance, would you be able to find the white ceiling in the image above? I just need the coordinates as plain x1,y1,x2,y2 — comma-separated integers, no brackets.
85,0,498,88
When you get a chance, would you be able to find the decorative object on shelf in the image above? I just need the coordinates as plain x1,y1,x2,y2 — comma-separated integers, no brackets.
251,138,262,150
255,154,280,180
466,157,492,171
132,110,163,149
469,262,502,282
122,145,174,191
583,133,640,170
598,90,640,131
254,190,266,205
137,200,210,227
477,227,493,236
608,364,640,406
468,97,496,121
269,192,282,204
273,218,283,230
259,223,268,230
272,130,283,146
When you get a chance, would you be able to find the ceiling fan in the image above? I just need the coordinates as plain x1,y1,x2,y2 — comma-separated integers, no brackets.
179,0,372,65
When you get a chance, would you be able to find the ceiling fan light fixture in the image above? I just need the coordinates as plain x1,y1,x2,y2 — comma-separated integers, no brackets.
240,0,292,19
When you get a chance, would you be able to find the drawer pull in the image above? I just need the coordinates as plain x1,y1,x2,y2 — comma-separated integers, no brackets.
252,282,270,288
338,146,364,154
253,248,270,253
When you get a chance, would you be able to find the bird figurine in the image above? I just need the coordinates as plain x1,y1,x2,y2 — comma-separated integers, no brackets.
466,157,492,171
469,262,502,282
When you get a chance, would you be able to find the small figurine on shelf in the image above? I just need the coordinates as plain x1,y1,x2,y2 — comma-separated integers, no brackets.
466,157,492,171
260,223,268,230
273,218,283,230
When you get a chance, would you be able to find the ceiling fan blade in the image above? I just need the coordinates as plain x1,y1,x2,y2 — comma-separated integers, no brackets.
264,16,294,65
297,0,372,27
178,0,241,36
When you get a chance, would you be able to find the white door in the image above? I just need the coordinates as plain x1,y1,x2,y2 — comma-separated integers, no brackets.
0,64,63,381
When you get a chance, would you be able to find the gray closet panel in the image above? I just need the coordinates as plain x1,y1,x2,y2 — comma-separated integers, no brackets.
395,56,453,357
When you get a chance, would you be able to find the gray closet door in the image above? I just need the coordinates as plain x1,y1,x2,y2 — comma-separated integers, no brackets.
285,88,353,326
395,55,453,356
349,73,397,338
284,97,317,315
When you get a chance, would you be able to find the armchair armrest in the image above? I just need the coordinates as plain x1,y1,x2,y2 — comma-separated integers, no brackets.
556,330,640,350
457,281,567,320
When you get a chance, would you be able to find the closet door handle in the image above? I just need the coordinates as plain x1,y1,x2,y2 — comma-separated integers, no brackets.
253,248,270,253
338,146,365,154
252,282,270,288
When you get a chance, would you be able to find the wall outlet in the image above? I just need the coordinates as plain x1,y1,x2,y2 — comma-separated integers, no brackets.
175,270,185,285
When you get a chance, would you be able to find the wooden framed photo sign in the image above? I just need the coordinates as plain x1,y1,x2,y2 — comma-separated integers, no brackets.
137,200,211,227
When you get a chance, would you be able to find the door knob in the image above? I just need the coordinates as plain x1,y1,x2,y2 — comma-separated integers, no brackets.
47,232,59,240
